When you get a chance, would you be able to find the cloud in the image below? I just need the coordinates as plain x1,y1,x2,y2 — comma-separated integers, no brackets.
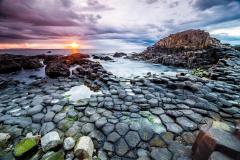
192,0,239,10
0,0,240,49
145,0,159,4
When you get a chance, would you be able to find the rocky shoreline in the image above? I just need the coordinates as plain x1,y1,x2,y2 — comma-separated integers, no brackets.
130,29,240,85
0,30,240,160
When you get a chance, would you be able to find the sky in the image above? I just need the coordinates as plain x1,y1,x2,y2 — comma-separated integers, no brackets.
0,0,240,50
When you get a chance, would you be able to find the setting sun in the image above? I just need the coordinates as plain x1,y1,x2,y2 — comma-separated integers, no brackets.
64,42,80,50
69,42,80,49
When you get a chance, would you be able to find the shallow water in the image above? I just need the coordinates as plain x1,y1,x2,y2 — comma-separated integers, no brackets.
64,85,102,102
100,58,189,78
0,51,190,83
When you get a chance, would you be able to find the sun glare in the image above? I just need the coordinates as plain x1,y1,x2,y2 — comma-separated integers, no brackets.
69,42,80,49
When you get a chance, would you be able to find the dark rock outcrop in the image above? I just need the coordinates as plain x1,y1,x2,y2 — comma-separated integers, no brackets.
131,29,222,69
0,55,22,73
0,54,44,73
65,53,90,65
45,61,70,78
21,58,43,69
113,52,127,57
92,55,113,61
208,48,240,84
44,53,91,78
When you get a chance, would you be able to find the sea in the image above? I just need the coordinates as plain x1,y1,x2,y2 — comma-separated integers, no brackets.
0,49,190,83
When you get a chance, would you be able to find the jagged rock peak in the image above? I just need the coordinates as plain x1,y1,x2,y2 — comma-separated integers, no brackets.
154,29,220,50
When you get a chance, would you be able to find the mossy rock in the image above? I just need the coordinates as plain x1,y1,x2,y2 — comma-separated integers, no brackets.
41,150,64,160
192,68,209,78
13,137,39,157
57,118,75,132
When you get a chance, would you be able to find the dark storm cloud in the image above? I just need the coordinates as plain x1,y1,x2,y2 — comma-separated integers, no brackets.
193,0,240,10
0,0,106,42
0,0,101,26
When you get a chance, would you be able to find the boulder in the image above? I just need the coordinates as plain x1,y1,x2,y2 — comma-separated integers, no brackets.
63,137,75,151
45,61,70,78
14,137,39,157
92,55,113,61
0,133,11,148
74,136,94,159
41,131,61,152
113,52,127,57
192,121,240,160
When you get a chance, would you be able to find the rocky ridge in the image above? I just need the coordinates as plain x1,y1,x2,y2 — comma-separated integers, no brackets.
131,29,240,85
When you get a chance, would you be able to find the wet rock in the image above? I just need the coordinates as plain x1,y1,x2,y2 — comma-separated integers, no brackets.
176,117,198,131
102,123,115,135
115,138,130,156
51,105,63,113
149,134,166,148
165,123,183,135
32,113,44,123
81,123,95,134
148,98,159,107
21,58,43,69
41,150,64,160
103,142,114,152
113,52,127,57
116,122,129,136
74,136,94,159
139,126,154,141
45,61,70,78
41,131,61,152
63,137,75,151
150,148,172,160
40,122,56,135
107,132,121,143
44,111,55,122
28,105,43,116
0,133,11,147
181,132,196,145
125,131,140,148
168,141,192,159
